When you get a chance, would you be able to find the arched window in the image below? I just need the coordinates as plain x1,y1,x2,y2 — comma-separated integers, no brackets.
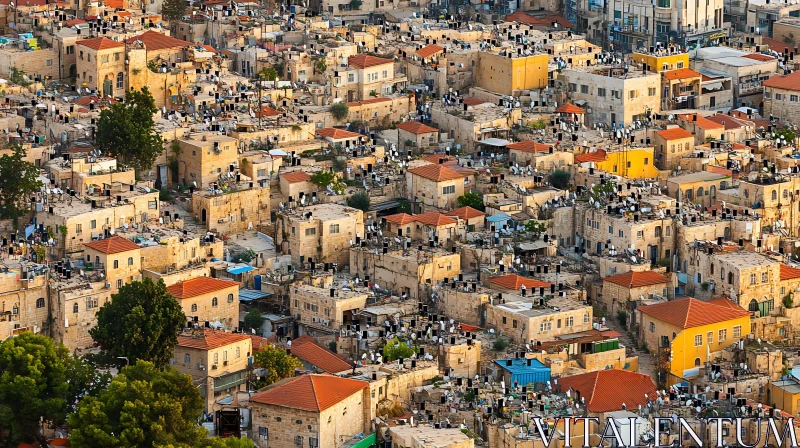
227,293,234,303
36,298,45,308
749,299,759,312
128,257,134,266
697,186,704,198
73,303,79,313
772,190,778,201
212,297,218,307
710,185,716,199
686,189,694,200
695,358,701,367
184,353,191,364
116,72,123,89
191,304,197,312
655,226,662,237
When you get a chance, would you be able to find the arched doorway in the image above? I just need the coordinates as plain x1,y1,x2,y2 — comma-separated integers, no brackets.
201,209,207,223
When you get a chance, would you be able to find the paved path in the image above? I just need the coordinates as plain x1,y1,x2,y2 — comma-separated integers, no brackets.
603,315,659,385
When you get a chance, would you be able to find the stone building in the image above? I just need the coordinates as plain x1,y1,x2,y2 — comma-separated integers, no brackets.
275,203,364,266
654,126,695,170
663,171,729,208
51,278,112,350
0,260,49,340
600,270,670,315
75,37,126,97
382,212,459,242
177,134,240,188
349,246,460,299
191,184,271,234
172,329,253,412
762,71,800,126
166,277,240,329
250,374,370,448
475,52,548,96
485,292,593,344
406,164,474,211
396,121,439,152
289,284,368,332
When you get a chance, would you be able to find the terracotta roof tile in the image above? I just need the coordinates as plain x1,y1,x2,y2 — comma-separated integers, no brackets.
489,273,552,290
763,37,794,54
705,114,751,130
416,44,444,59
396,121,438,134
603,271,669,288
506,140,552,154
281,171,312,183
743,53,775,62
678,114,724,130
637,297,750,329
421,154,457,164
316,127,363,140
781,264,800,281
707,297,745,311
257,106,281,117
178,329,251,350
250,373,368,411
574,149,607,163
657,127,694,140
505,11,574,28
555,102,585,114
408,164,473,182
167,277,240,299
348,54,393,69
384,212,456,226
125,30,191,51
83,235,140,254
77,37,124,51
447,206,485,219
65,18,87,26
384,213,417,225
763,70,800,92
558,370,656,413
662,68,702,81
292,336,352,373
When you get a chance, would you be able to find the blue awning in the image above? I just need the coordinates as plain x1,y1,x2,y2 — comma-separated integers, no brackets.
486,213,512,223
239,289,271,302
227,265,255,275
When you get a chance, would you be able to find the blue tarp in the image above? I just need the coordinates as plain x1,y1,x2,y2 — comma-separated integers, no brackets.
239,289,271,302
494,358,551,386
227,265,255,275
486,213,512,223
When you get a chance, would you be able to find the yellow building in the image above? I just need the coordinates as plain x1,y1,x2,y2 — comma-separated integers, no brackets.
632,52,690,73
636,297,751,385
476,52,548,96
574,147,660,179
769,378,800,416
166,277,240,330
83,236,142,291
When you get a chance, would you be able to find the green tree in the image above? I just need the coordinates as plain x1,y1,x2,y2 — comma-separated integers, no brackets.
313,58,327,74
350,0,362,8
0,333,71,447
382,337,416,361
776,128,796,143
253,344,302,387
0,143,43,223
330,102,349,121
258,66,278,81
68,361,207,448
524,220,547,240
95,87,164,174
89,278,186,369
310,170,345,194
161,0,186,22
196,436,257,448
548,169,571,190
456,191,485,211
244,308,265,330
346,191,371,212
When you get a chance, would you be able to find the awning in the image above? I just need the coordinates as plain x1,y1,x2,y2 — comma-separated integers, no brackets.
268,149,288,156
478,138,510,147
239,289,271,301
703,81,724,91
227,265,255,275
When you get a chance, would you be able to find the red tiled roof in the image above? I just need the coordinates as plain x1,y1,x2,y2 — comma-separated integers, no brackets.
416,44,444,59
743,53,775,62
83,235,140,254
348,54,393,69
250,374,368,411
177,329,251,350
167,277,240,299
396,121,438,134
257,106,281,117
678,114,724,130
49,439,70,447
662,68,702,81
65,18,87,26
505,11,574,28
574,149,607,163
603,271,669,288
657,127,693,140
316,127,362,140
384,212,456,226
281,171,312,183
126,30,191,51
506,140,551,154
637,297,750,329
489,273,552,290
558,370,656,413
763,70,800,92
781,264,800,281
707,297,747,311
346,97,392,107
77,37,124,51
705,114,751,130
104,0,123,7
555,102,585,114
408,164,472,182
447,206,485,219
706,165,736,179
763,37,794,54
292,336,352,373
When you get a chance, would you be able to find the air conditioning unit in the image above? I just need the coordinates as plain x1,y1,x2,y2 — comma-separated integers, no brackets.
312,317,319,323
197,363,206,371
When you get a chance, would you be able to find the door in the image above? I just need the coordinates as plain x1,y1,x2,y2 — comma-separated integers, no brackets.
103,78,113,97
649,245,658,263
710,96,716,108
610,113,616,125
201,209,207,223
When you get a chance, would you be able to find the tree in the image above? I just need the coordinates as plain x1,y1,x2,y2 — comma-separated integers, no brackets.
244,308,264,330
776,127,796,143
68,361,207,448
382,337,416,361
258,66,278,82
330,102,349,121
350,0,362,8
0,143,43,223
456,191,484,211
161,0,186,22
310,170,345,194
95,87,164,174
524,220,547,240
548,169,571,190
196,437,257,448
0,333,71,447
253,344,302,387
89,278,186,369
346,191,371,212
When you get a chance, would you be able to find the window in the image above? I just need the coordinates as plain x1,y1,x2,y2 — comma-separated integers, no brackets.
644,158,649,165
76,223,82,234
609,226,613,234
116,72,123,89
650,322,655,332
116,279,122,289
442,185,456,194
90,219,97,229
581,85,589,94
677,61,684,68
618,230,624,237
772,190,778,201
73,303,79,313
765,91,772,99
648,87,656,96
329,224,340,234
86,297,98,310
657,0,670,6
184,353,191,364
236,346,241,358
566,316,574,327
295,436,303,446
540,321,552,332
776,93,784,100
568,82,577,92
666,226,671,236
597,88,606,97
228,294,234,303
214,353,219,364
148,200,157,209
707,331,713,345
113,260,119,269
750,273,756,285
584,313,590,323
212,297,218,307
382,70,388,78
719,329,727,341
36,298,44,308
502,316,507,324
305,228,316,236
512,320,518,328
733,326,741,339
792,95,799,102
66,45,75,54
191,304,197,312
694,334,702,346
347,74,354,82
637,230,643,239
128,257,134,266
557,319,562,328
762,272,768,283
258,428,268,440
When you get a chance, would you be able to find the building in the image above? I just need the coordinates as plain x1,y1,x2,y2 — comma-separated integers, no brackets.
289,284,368,332
250,374,370,448
388,426,473,448
664,171,729,208
349,246,460,299
406,164,474,211
275,203,365,266
600,270,670,315
692,47,777,108
446,206,486,232
762,70,800,124
0,260,49,340
636,297,751,384
333,54,406,102
172,329,253,412
190,183,271,234
485,292,594,344
291,335,352,374
382,212,459,241
574,147,660,179
678,113,726,145
654,126,695,170
83,235,142,291
661,68,703,110
396,121,439,152
177,134,240,188
75,37,126,97
557,370,657,414
166,277,241,329
475,52,548,96
493,357,551,387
